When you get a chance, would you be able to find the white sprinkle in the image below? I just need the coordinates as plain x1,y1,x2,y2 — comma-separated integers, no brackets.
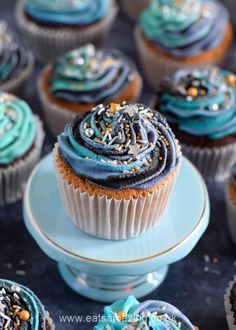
102,130,109,142
204,254,210,263
16,270,26,276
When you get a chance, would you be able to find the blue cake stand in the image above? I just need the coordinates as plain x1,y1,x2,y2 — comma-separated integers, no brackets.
23,153,210,303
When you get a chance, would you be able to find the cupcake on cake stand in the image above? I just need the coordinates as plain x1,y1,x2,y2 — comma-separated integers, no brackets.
23,153,209,302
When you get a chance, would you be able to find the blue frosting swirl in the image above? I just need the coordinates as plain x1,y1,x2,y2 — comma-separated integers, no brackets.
94,296,195,330
0,279,46,329
25,0,111,26
159,67,236,140
0,22,29,83
58,102,180,190
141,0,229,57
51,45,138,104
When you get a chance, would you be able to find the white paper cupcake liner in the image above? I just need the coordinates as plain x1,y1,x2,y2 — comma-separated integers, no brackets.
223,0,236,29
224,276,236,330
181,142,236,182
225,181,236,244
16,0,118,63
135,27,224,91
0,116,45,206
38,66,143,136
45,311,55,330
120,0,149,21
53,146,180,240
0,52,34,96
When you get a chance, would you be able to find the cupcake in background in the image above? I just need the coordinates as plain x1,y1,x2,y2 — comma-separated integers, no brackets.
225,276,236,330
0,92,44,206
120,0,149,21
0,21,34,95
54,102,181,240
38,44,143,136
156,66,236,182
225,164,236,245
135,0,233,90
16,0,118,63
0,279,54,329
94,295,197,329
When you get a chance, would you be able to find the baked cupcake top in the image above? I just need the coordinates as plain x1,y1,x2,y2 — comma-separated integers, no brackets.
0,22,30,83
140,0,229,57
57,102,180,190
0,92,36,165
50,45,138,104
158,67,236,140
94,295,195,329
0,280,46,329
25,0,111,26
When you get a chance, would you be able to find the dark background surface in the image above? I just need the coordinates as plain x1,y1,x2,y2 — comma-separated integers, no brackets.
1,1,236,329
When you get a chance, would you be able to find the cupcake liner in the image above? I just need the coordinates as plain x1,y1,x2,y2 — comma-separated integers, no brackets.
0,116,45,206
224,276,236,330
16,0,118,63
38,66,143,137
181,142,236,182
224,0,236,29
45,311,55,330
120,0,149,21
53,146,180,240
0,52,34,96
135,27,224,91
38,68,76,136
225,181,236,244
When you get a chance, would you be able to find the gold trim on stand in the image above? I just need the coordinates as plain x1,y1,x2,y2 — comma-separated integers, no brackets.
24,156,209,265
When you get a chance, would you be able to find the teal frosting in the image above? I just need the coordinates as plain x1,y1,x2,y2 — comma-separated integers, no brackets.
0,279,47,329
94,296,140,330
140,0,229,57
0,92,36,164
25,0,111,26
93,296,195,330
159,67,236,140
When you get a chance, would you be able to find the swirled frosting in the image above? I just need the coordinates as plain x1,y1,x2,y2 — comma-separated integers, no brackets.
140,0,229,57
58,102,180,190
0,280,46,329
0,22,29,83
0,92,36,165
50,45,138,104
25,0,111,26
94,296,195,330
159,67,236,140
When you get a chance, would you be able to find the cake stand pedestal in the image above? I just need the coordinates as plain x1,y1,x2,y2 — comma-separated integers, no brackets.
23,154,210,303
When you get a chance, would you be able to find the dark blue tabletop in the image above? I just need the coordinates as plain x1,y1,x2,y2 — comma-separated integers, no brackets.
0,1,236,329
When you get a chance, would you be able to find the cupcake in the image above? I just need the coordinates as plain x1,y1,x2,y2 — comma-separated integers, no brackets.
0,279,54,329
94,295,198,329
54,102,181,240
0,21,34,95
225,276,236,330
120,0,149,21
16,0,118,63
225,164,236,244
135,0,233,91
156,66,236,182
0,92,44,206
38,44,143,136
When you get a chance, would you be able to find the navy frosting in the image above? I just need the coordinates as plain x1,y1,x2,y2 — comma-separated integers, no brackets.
141,0,229,57
25,0,111,26
134,300,195,329
58,102,180,190
50,45,138,104
0,22,29,83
